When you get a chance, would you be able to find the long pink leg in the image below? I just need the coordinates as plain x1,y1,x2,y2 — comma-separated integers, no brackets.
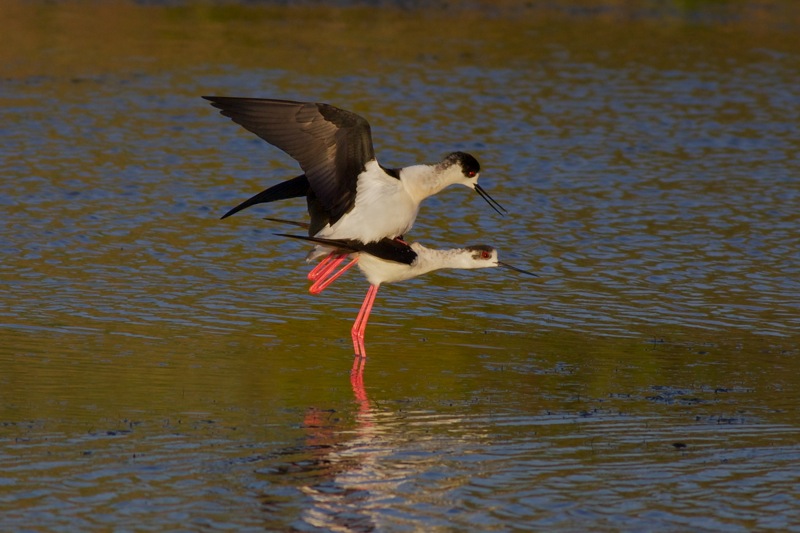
308,252,345,281
351,284,379,358
309,256,359,295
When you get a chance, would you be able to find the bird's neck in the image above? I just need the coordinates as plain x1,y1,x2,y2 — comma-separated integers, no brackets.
399,164,453,204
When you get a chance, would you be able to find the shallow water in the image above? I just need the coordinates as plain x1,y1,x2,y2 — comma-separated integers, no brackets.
2,0,800,530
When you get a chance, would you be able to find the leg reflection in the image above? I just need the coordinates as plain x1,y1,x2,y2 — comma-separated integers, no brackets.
350,355,368,405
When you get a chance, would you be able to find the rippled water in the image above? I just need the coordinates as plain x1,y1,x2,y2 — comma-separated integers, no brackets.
2,1,800,531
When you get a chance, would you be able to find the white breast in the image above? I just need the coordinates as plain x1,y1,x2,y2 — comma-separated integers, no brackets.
317,161,419,243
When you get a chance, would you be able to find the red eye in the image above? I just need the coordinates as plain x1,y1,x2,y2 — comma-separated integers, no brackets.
467,171,477,178
481,250,491,259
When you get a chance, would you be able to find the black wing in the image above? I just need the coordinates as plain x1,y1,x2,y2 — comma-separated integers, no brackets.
204,96,375,224
275,234,417,265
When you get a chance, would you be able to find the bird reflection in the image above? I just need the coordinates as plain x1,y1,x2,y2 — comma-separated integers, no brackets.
257,356,378,530
298,358,378,530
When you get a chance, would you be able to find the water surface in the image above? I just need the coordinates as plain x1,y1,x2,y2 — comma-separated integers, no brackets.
1,1,799,530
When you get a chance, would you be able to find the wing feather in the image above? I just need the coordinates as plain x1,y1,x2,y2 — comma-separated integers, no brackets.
203,96,375,223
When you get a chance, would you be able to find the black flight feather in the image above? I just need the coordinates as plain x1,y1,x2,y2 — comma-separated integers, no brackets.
221,174,310,219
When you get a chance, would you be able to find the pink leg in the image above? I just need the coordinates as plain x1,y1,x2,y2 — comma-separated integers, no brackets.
309,256,359,295
351,284,379,358
311,255,347,286
308,252,346,281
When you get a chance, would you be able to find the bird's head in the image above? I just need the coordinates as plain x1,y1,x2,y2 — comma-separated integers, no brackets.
464,245,499,268
440,152,506,216
464,245,538,277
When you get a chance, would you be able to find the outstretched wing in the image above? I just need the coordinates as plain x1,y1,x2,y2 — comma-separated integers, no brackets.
204,96,375,224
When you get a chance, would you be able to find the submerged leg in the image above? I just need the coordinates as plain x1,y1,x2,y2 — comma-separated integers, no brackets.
309,256,359,295
351,284,380,358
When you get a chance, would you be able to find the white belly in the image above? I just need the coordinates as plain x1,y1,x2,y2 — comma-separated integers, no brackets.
356,250,419,286
317,163,419,243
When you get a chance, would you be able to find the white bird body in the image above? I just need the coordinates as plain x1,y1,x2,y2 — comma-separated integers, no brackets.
309,160,485,258
356,242,500,286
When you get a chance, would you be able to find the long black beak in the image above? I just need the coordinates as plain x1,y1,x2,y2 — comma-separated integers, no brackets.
498,261,538,277
475,183,507,216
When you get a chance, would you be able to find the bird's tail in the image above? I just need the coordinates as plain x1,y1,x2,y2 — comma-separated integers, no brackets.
263,217,310,229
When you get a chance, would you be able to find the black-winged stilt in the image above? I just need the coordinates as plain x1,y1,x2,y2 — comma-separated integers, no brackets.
203,97,506,246
275,228,537,358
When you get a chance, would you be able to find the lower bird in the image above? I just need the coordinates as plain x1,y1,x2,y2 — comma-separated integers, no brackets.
273,223,536,358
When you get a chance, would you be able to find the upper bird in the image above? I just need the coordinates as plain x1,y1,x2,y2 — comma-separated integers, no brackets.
203,97,506,244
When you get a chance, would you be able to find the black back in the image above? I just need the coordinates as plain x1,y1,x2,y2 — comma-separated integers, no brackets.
275,233,418,265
